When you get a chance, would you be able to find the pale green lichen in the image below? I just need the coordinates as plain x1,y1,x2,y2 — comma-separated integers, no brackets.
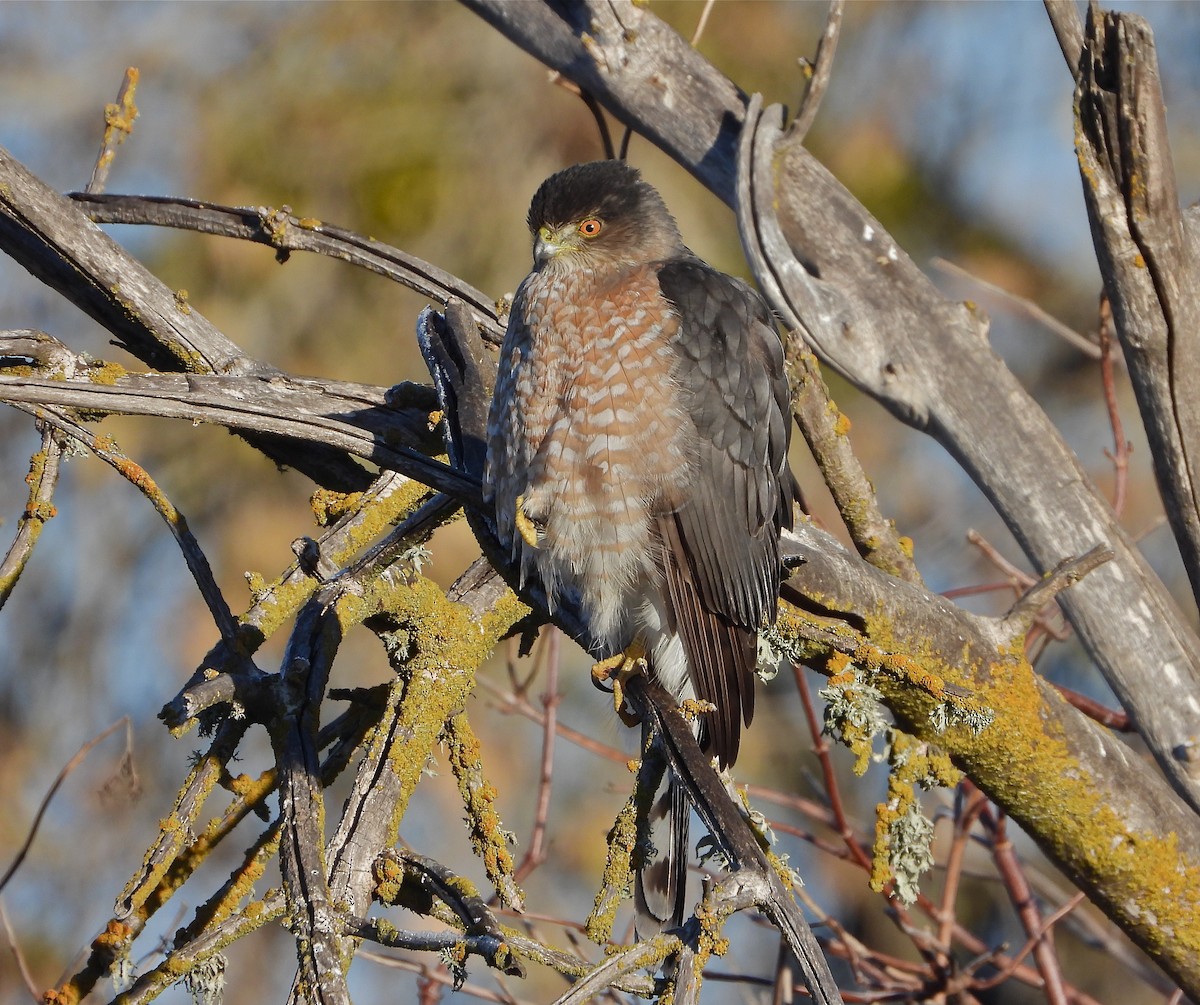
929,695,995,736
820,662,889,775
870,731,957,904
182,953,226,1005
885,801,935,905
755,634,782,682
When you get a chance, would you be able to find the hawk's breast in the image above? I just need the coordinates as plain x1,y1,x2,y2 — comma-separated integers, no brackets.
488,262,693,643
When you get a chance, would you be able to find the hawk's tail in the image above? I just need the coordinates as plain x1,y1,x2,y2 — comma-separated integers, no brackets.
634,724,689,935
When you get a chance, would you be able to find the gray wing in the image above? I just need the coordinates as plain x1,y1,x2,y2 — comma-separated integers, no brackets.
654,258,795,767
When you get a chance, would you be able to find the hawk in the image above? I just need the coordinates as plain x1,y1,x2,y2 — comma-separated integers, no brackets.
485,160,795,927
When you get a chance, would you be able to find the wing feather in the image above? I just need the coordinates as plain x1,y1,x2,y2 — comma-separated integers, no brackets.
653,258,795,767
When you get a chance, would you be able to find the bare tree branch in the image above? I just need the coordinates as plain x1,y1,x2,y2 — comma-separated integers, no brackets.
71,192,505,344
0,145,375,489
1067,9,1200,607
739,93,1200,818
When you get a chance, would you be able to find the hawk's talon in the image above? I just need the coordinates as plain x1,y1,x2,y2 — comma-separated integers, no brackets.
514,494,541,549
592,642,649,729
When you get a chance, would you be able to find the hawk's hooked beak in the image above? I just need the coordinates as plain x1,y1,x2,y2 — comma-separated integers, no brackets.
533,230,557,266
533,224,578,266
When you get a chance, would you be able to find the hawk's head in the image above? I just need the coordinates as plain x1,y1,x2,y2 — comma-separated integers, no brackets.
525,160,684,274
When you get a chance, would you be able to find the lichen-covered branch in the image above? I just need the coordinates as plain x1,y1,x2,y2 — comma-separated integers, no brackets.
778,521,1200,995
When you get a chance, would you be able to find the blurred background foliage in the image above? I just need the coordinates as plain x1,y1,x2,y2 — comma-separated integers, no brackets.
0,3,1198,1003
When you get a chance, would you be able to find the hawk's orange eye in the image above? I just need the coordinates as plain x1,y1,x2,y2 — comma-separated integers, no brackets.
578,218,603,238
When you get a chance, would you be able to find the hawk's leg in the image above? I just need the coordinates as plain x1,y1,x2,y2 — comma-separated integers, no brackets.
592,640,648,728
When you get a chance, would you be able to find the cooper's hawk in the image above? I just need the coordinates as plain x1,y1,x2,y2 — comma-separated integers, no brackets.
485,160,795,927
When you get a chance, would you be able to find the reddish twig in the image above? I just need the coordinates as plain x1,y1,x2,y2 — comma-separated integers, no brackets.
980,808,1070,1005
935,782,989,971
0,898,41,1002
515,629,561,880
477,674,628,765
965,529,1073,654
792,664,874,872
976,891,1086,994
941,580,1021,602
1053,684,1130,730
1097,294,1131,517
965,529,1035,589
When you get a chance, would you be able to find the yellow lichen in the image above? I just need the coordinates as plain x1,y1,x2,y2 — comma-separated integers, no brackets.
586,794,638,944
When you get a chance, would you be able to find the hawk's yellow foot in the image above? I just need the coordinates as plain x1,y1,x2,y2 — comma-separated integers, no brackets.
513,494,540,549
592,640,648,728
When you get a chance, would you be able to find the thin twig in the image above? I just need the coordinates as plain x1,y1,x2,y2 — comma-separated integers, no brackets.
0,898,41,1002
793,665,874,872
976,808,1077,1002
689,0,715,46
548,73,615,161
87,67,139,194
359,951,536,1005
0,718,128,894
515,628,560,880
1098,294,1131,516
477,674,629,765
29,405,240,645
0,423,63,610
931,257,1101,359
787,0,843,144
935,783,988,967
71,192,504,344
1053,684,1130,730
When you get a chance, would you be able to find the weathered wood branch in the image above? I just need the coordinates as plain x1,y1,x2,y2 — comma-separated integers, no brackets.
1063,6,1200,609
274,604,349,1005
461,0,748,205
70,192,506,345
737,95,1200,815
777,519,1200,997
0,145,373,490
0,334,480,506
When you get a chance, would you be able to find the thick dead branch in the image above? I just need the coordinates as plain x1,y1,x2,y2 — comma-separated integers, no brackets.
461,0,748,205
1067,9,1200,608
738,95,1200,818
0,146,244,374
273,607,349,1005
778,520,1200,996
0,146,375,489
0,336,478,505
